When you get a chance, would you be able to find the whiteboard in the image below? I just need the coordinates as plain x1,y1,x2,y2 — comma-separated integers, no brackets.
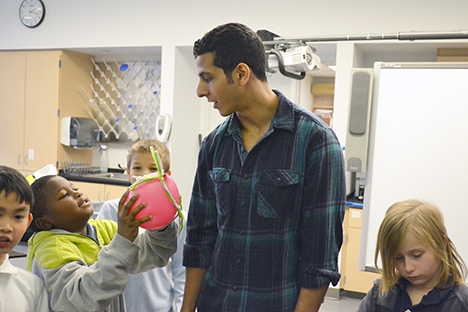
360,62,468,272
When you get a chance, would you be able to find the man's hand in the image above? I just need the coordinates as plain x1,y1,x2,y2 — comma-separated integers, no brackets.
117,190,152,242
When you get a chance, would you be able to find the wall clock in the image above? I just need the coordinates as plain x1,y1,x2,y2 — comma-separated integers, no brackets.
19,0,45,28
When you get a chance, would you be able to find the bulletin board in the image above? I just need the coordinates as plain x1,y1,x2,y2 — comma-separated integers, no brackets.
360,62,468,272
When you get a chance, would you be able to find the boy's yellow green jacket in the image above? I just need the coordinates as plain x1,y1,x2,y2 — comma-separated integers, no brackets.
26,219,117,271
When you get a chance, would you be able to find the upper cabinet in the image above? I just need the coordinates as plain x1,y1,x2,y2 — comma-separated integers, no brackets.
0,53,27,171
311,77,335,127
0,50,94,175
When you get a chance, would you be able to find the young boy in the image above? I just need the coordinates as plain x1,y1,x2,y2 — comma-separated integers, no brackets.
26,173,178,312
97,139,186,312
0,165,49,312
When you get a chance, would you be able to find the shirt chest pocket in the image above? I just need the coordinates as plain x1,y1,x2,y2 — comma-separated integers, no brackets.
257,170,299,219
209,168,232,216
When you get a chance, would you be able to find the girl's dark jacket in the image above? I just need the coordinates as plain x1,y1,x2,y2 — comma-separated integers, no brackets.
357,279,468,312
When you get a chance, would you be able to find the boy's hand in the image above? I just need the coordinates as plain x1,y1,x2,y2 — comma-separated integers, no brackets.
117,190,152,242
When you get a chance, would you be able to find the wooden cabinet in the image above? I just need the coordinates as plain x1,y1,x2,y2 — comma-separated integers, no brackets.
437,48,468,62
0,50,93,175
0,53,27,171
105,184,129,201
340,207,380,293
72,181,128,202
0,52,58,174
311,82,334,126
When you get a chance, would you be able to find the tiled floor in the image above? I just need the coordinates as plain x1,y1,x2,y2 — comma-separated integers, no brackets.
320,291,365,312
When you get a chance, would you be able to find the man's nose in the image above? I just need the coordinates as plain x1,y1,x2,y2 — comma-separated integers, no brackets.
196,81,208,98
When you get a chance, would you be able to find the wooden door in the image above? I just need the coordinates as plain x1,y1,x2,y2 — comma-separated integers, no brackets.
0,53,26,170
341,208,381,293
23,51,61,172
57,50,94,168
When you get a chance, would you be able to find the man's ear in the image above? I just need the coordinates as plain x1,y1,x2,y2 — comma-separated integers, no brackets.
235,63,251,86
35,217,53,231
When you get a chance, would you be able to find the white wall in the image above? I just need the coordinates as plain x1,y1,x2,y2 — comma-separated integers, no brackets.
3,0,468,201
3,0,468,205
3,0,468,130
2,0,468,115
170,46,201,210
3,0,468,49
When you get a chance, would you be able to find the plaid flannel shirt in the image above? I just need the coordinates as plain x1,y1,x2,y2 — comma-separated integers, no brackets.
184,90,346,312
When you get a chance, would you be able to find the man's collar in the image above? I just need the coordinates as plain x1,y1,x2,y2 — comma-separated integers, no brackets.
227,89,295,135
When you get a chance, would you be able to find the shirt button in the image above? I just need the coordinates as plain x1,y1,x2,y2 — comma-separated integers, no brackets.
233,286,238,291
243,174,248,179
236,258,241,264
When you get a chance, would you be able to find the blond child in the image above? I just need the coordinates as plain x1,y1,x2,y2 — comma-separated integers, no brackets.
97,139,186,312
27,174,178,312
0,165,49,312
358,199,468,311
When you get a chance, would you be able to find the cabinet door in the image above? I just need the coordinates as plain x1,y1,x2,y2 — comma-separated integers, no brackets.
343,227,380,293
341,208,381,293
0,53,26,170
104,184,128,201
23,52,61,172
72,181,106,202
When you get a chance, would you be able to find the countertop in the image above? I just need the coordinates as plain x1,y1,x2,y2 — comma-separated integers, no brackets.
59,170,131,187
346,201,363,209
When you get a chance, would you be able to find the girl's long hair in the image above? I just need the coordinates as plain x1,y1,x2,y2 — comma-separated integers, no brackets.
375,199,467,295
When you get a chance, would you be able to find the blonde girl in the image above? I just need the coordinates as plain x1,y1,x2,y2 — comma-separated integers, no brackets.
358,199,468,311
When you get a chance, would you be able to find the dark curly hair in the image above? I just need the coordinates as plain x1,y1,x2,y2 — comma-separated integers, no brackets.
193,22,267,82
28,175,56,233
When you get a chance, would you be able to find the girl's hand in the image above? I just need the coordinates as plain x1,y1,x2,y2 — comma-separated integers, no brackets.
116,190,152,242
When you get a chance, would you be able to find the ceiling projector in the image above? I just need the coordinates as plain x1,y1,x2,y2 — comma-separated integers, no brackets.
279,45,321,72
267,45,321,79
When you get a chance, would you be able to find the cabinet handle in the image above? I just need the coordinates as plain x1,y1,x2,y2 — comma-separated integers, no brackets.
18,154,22,164
106,191,109,201
24,154,28,165
98,191,101,201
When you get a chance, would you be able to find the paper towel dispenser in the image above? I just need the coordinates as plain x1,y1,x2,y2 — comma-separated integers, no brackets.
61,117,99,148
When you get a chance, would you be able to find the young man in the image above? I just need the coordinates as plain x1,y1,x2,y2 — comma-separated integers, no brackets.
182,23,346,312
97,139,186,312
0,165,49,312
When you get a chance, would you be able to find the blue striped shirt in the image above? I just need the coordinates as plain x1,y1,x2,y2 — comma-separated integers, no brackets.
184,90,346,311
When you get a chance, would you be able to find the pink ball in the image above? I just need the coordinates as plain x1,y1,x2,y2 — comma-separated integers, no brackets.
126,173,180,230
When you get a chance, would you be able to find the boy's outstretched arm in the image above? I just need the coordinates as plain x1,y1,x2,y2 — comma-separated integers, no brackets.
121,189,178,273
